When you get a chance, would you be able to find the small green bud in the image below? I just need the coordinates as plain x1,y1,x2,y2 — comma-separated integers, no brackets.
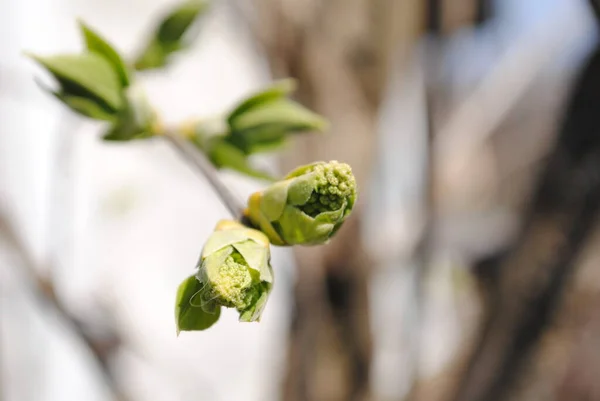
198,220,273,321
175,220,273,333
245,161,357,245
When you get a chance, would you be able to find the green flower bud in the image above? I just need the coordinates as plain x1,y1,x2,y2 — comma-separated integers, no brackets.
175,220,273,333
245,161,357,245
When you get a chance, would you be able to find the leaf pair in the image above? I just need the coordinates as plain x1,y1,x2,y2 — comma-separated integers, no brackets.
225,79,328,154
29,22,130,122
190,80,329,180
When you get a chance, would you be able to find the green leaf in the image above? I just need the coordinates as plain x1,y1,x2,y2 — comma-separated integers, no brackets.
157,0,208,43
224,129,287,155
102,122,152,141
227,79,297,123
28,53,124,111
207,138,275,180
79,21,130,87
134,0,209,70
175,275,221,334
35,78,117,121
229,100,327,142
58,94,118,121
133,40,166,71
241,135,289,155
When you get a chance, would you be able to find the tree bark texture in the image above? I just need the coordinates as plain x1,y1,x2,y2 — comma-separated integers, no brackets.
451,40,600,401
244,1,424,400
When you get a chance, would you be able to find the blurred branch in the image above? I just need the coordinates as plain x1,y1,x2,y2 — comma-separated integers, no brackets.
405,36,443,401
452,43,600,401
162,131,246,219
0,213,128,401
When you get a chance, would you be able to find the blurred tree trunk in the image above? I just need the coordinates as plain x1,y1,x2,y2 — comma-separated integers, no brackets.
243,1,424,400
450,39,600,401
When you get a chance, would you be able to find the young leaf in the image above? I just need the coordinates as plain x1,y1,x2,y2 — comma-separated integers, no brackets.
35,77,118,121
134,0,209,70
227,79,297,123
175,275,221,334
133,41,166,71
102,121,153,141
28,53,124,111
79,21,130,87
157,0,208,44
229,100,328,138
225,128,287,155
57,94,118,121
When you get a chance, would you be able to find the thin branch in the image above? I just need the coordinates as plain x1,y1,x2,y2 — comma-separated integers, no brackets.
0,213,128,401
162,131,246,219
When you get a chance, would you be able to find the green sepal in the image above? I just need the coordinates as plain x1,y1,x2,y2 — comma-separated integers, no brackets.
201,230,249,258
232,240,272,283
286,173,317,205
28,53,123,111
278,205,334,245
285,162,322,178
260,180,291,221
175,275,221,334
79,21,130,87
239,283,271,322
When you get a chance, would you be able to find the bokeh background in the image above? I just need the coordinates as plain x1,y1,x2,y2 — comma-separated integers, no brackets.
1,1,599,401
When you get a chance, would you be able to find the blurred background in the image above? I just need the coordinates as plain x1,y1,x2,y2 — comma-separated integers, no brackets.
1,0,599,400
